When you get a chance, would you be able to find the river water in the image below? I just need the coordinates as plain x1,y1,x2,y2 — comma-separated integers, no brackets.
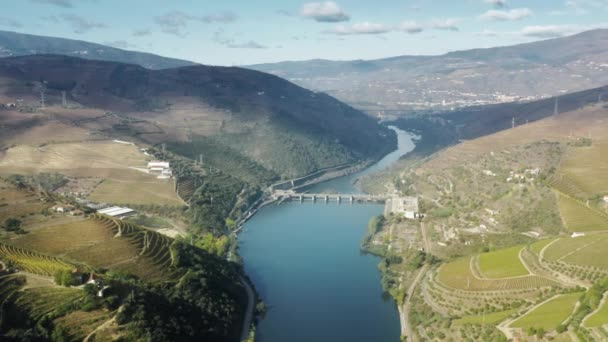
239,128,416,342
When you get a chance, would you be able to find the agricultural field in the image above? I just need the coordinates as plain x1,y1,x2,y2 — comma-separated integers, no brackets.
529,238,557,256
454,308,517,326
12,287,84,321
437,256,557,291
11,215,176,281
54,309,113,340
0,243,76,276
585,297,608,328
510,292,582,331
478,246,529,279
89,176,183,206
543,233,608,269
560,140,608,198
0,180,51,224
0,140,183,206
556,193,608,232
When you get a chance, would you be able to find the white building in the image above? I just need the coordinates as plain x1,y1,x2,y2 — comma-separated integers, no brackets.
98,206,136,219
148,161,170,169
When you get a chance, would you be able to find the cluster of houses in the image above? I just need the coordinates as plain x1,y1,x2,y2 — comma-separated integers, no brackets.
147,160,173,180
507,168,541,183
52,204,84,216
0,102,17,110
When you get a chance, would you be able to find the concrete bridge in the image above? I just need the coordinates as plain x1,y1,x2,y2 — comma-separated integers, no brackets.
273,190,388,204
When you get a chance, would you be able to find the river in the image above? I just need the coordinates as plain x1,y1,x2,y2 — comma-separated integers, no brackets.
238,128,416,342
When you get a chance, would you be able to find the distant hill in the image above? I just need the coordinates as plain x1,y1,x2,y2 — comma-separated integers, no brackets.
391,83,608,157
0,30,196,69
0,54,395,180
248,29,608,117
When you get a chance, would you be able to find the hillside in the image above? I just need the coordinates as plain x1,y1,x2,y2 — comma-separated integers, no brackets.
0,30,195,70
248,29,608,117
0,179,249,341
0,54,395,180
385,83,608,161
358,94,608,340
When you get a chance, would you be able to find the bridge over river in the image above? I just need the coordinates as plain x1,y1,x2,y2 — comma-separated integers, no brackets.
272,190,389,204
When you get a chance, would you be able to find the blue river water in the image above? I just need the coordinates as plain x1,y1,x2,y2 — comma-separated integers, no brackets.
238,128,415,342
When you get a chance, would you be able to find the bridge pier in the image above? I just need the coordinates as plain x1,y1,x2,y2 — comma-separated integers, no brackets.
324,195,328,203
337,196,341,204
350,196,354,203
312,195,316,203
299,195,303,203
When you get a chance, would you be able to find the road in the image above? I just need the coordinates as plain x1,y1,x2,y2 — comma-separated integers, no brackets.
239,277,255,342
420,222,431,253
401,264,429,341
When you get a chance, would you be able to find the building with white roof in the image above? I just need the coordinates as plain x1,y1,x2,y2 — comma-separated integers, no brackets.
97,206,136,219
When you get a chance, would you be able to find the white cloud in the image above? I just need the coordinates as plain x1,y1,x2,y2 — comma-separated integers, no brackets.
520,25,577,38
484,0,507,7
325,22,390,35
432,19,459,31
479,8,533,21
60,14,105,34
399,21,424,34
227,41,267,49
300,2,350,22
132,29,151,37
202,11,238,24
154,10,237,37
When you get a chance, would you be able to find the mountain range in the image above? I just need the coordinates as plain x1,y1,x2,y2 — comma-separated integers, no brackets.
0,54,395,181
0,30,195,70
248,29,608,117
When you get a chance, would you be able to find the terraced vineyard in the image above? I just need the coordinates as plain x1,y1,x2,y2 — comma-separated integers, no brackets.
10,287,84,321
529,238,557,256
12,214,177,281
54,309,113,340
556,192,608,232
560,140,608,197
454,308,518,326
0,243,75,276
437,256,557,291
478,246,529,279
176,176,199,203
510,292,582,331
544,234,608,269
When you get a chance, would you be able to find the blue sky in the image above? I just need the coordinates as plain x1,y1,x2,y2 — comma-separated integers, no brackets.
3,0,608,65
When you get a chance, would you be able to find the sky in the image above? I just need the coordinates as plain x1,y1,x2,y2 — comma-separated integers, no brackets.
3,0,608,66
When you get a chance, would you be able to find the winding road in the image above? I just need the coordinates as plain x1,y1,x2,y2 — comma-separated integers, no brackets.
239,277,255,342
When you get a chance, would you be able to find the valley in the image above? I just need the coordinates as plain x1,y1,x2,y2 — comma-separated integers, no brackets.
1,10,608,342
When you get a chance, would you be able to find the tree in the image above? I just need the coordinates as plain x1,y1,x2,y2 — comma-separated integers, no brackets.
54,270,75,287
4,218,22,232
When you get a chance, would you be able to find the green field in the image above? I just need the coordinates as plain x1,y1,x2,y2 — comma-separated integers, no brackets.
511,292,582,331
529,238,557,255
0,243,76,276
561,141,608,197
454,309,517,326
88,175,184,206
585,297,608,327
478,246,528,279
557,193,608,232
437,256,557,291
543,234,608,269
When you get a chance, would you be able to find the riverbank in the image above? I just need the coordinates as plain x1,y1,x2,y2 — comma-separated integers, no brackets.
237,127,416,342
